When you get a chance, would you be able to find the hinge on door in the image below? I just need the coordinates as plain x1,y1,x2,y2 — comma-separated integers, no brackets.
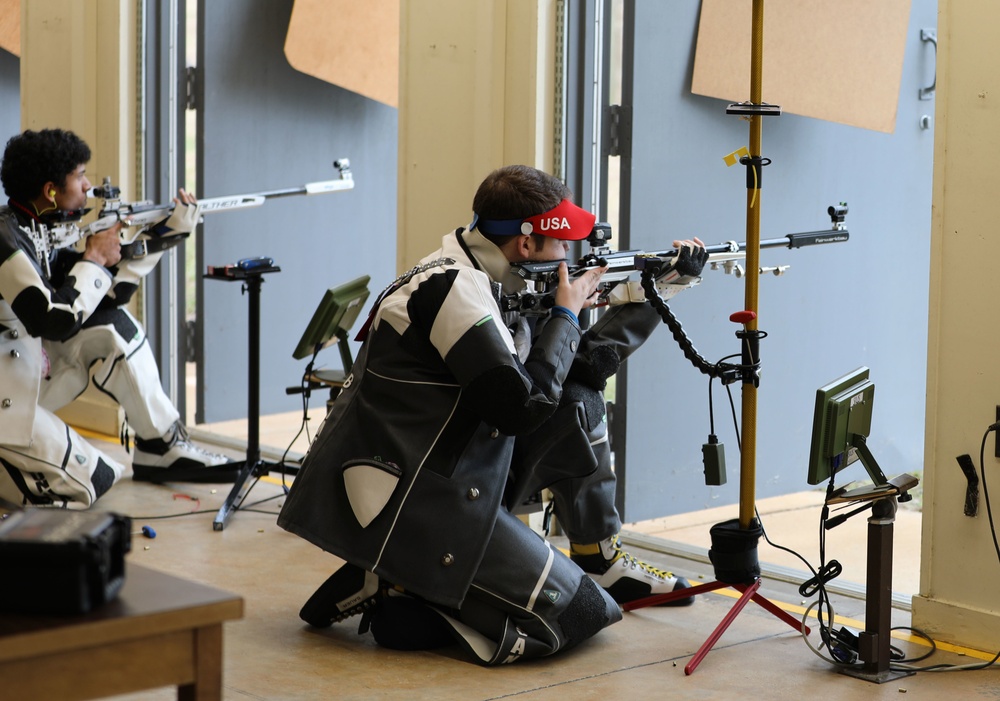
185,66,197,110
185,318,197,363
607,104,632,158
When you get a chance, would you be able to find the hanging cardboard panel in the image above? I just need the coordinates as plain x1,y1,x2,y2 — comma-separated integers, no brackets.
691,0,912,133
284,0,399,108
0,0,19,56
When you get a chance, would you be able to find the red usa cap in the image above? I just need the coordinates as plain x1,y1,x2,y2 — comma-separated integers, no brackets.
472,199,596,241
522,199,596,240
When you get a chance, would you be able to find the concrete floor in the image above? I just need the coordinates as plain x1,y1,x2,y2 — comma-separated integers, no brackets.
60,418,998,700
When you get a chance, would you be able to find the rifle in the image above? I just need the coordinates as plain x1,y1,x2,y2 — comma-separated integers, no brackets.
42,158,354,261
500,203,849,315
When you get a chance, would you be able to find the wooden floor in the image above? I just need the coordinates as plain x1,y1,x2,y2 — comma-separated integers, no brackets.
55,415,995,701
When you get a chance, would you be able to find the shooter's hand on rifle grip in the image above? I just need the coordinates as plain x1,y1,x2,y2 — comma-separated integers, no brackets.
658,237,707,282
83,221,123,268
156,188,201,236
554,261,608,317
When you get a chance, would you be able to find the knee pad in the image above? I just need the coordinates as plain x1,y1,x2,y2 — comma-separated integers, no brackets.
558,574,621,651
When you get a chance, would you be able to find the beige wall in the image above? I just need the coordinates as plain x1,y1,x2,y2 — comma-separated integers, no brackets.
21,0,137,199
397,0,556,271
20,0,138,435
912,0,1000,650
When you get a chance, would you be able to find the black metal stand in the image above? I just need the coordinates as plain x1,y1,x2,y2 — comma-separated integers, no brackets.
205,264,295,531
839,496,914,684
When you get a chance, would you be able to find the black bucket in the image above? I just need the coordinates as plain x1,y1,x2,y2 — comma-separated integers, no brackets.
708,518,763,585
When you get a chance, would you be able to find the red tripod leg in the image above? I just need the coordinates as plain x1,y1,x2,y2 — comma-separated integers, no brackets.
735,583,810,634
622,579,729,611
684,579,761,675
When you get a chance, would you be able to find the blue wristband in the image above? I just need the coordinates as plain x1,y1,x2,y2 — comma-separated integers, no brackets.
551,305,579,325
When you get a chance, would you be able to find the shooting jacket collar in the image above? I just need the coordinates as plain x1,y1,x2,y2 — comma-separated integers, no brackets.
7,199,40,225
451,227,527,295
7,198,81,227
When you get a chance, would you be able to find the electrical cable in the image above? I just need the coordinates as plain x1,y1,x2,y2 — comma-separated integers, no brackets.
693,312,957,670
890,627,936,664
799,599,857,667
878,424,1000,671
802,421,1000,674
715,375,851,666
707,353,741,437
713,358,879,668
213,351,324,514
665,272,998,673
708,376,715,436
979,426,1000,566
124,358,322,523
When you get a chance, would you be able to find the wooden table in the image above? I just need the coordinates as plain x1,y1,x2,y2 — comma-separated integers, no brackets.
0,562,244,700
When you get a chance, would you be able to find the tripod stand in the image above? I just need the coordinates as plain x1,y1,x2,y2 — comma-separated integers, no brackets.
205,261,296,531
627,0,810,675
624,517,809,675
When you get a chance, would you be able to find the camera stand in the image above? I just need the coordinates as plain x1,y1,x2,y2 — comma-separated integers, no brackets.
205,262,295,531
628,0,812,675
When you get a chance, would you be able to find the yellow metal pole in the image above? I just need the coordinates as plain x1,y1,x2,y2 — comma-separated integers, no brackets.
739,0,765,530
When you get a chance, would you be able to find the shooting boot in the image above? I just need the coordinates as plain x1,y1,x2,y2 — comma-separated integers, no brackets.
132,421,238,483
571,534,694,606
300,562,387,628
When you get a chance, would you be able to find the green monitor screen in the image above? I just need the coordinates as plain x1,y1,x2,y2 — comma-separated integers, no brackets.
292,275,371,361
806,367,876,485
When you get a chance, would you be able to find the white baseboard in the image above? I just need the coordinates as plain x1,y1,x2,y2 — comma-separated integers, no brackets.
911,594,1000,653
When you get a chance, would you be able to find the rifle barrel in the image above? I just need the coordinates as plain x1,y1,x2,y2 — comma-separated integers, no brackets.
655,229,849,260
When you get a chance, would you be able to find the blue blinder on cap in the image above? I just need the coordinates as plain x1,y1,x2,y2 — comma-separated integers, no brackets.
469,213,528,236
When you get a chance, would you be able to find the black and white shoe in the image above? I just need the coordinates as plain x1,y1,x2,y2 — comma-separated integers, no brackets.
132,422,238,483
571,534,694,606
300,563,384,628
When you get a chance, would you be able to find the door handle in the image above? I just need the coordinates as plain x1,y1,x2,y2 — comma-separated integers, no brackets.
919,29,937,100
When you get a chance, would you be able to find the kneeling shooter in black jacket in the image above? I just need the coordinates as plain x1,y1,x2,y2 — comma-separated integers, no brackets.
278,165,707,664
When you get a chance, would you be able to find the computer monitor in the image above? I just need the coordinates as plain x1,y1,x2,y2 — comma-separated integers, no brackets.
292,275,371,367
806,367,876,485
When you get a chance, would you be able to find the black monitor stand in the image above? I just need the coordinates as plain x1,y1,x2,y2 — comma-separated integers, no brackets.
826,475,917,683
205,263,295,531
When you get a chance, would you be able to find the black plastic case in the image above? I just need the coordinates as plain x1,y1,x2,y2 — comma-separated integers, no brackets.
0,509,131,615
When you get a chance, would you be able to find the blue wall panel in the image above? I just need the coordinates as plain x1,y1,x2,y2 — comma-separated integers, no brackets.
618,1,936,521
196,0,397,423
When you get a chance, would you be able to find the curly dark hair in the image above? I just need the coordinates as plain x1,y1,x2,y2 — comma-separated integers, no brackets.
1,129,91,202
